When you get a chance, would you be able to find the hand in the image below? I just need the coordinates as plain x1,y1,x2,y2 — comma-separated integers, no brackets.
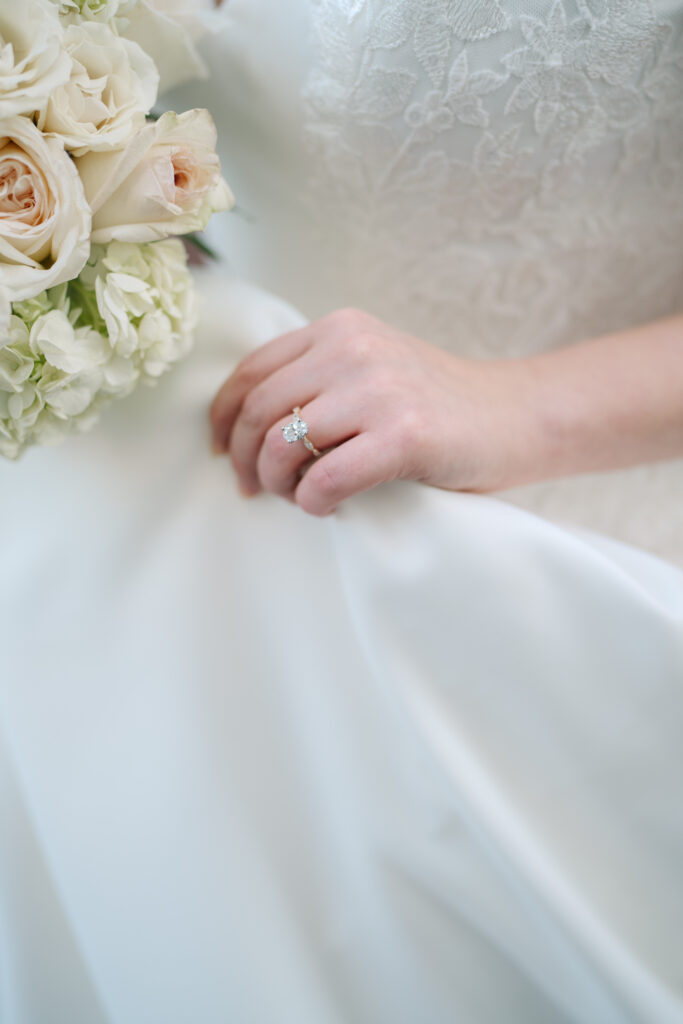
209,308,542,515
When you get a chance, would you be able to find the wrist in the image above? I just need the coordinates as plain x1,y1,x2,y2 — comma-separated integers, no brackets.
450,355,567,493
471,353,594,492
510,354,586,485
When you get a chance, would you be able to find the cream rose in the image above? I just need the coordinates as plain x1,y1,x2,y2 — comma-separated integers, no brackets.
0,0,72,117
0,117,91,302
76,108,233,244
37,22,159,155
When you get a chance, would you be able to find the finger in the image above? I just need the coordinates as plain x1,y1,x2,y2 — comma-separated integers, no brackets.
228,354,322,494
209,324,316,451
294,431,398,516
256,395,360,500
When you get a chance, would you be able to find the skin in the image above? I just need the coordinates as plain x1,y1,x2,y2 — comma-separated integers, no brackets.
209,307,683,517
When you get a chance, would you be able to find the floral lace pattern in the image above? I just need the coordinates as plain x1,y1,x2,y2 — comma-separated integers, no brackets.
303,0,683,562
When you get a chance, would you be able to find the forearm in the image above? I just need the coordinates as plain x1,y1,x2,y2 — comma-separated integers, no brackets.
511,313,683,487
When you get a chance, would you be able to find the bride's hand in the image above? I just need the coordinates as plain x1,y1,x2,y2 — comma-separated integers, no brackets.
209,308,541,515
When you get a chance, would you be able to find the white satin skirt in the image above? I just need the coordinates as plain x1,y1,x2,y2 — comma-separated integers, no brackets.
1,272,682,1024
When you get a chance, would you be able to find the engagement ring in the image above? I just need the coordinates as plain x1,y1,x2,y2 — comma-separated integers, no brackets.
282,407,321,456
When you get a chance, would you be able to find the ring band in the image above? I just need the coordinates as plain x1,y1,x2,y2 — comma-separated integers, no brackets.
282,406,322,456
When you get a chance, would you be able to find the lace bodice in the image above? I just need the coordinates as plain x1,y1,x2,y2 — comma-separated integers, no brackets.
172,0,683,563
303,0,683,353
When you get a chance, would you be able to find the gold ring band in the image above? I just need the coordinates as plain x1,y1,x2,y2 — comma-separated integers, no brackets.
294,408,322,456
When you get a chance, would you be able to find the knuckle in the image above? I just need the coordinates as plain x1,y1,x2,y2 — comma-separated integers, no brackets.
392,406,426,457
345,330,379,362
327,306,367,332
233,353,259,386
399,404,425,433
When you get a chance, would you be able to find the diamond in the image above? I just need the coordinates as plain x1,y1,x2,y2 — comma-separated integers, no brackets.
282,417,308,443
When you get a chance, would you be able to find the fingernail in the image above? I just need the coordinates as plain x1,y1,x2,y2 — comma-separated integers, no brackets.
239,482,260,498
211,430,229,454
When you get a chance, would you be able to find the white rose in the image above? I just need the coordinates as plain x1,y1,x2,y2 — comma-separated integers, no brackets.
122,0,229,93
0,0,72,118
37,22,159,156
0,117,91,302
76,109,233,244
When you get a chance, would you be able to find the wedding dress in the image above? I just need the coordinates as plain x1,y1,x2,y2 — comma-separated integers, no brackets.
2,2,683,1022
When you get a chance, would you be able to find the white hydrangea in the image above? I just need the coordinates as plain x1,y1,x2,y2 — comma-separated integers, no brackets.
0,238,196,459
84,238,197,376
55,0,138,23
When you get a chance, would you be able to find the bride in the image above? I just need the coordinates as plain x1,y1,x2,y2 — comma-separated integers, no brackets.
2,1,683,1022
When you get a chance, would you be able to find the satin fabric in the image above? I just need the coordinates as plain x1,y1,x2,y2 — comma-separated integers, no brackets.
2,274,683,1023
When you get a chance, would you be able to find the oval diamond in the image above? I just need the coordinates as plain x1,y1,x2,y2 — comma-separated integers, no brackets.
282,417,308,443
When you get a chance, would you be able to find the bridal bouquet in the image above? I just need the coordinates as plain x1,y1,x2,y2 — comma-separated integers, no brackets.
0,0,233,459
